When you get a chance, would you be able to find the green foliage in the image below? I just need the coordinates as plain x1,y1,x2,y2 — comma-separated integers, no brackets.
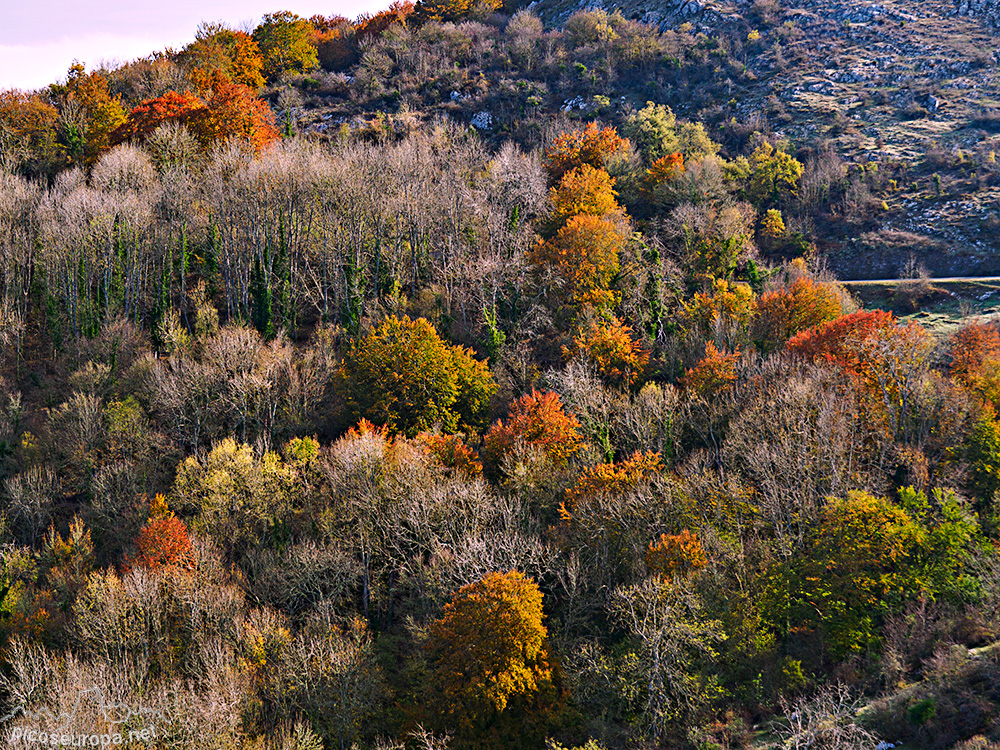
253,11,319,80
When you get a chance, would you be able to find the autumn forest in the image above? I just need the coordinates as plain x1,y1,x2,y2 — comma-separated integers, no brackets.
1,2,1000,749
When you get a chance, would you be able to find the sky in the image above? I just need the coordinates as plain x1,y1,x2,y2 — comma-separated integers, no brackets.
0,0,390,91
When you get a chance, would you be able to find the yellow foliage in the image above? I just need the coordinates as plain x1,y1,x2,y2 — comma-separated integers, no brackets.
427,571,555,725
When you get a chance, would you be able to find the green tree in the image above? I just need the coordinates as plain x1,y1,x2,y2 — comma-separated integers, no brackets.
745,141,803,207
338,315,497,437
253,11,319,80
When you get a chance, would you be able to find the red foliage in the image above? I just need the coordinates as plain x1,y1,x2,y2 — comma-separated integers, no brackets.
125,516,195,573
786,309,897,371
111,78,279,154
110,90,206,145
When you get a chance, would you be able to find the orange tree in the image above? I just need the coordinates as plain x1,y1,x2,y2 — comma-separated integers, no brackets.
337,315,496,437
483,389,583,474
191,76,280,152
424,571,561,747
51,63,127,165
529,214,627,311
562,315,649,387
180,24,266,89
544,122,630,184
752,276,843,352
544,163,623,236
681,342,739,401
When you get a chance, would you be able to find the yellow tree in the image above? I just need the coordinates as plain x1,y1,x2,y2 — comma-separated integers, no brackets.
426,571,560,745
338,315,496,437
253,11,319,80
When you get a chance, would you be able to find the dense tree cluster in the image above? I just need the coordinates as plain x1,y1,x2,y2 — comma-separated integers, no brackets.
0,5,999,750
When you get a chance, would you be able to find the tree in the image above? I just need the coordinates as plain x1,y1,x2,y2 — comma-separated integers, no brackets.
124,513,195,573
681,342,739,400
544,122,630,184
745,141,803,207
563,450,662,509
484,389,583,473
752,276,844,352
786,309,897,371
0,90,59,172
52,63,127,165
545,164,623,236
562,316,650,387
641,152,685,198
529,214,627,311
253,11,319,80
338,315,497,437
672,201,757,281
180,23,266,89
950,322,1000,391
413,0,501,25
425,571,559,745
767,491,926,657
110,90,206,145
645,529,707,577
191,77,281,153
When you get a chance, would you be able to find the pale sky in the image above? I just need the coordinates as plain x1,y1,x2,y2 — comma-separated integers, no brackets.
0,0,390,91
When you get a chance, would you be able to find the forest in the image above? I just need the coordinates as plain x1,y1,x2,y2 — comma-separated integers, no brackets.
1,1,1000,749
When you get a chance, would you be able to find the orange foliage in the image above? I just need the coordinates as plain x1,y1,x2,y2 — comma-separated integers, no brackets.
646,529,708,577
547,164,622,233
181,25,266,89
0,90,58,140
54,63,127,163
950,322,1000,388
563,451,663,510
192,77,280,153
484,389,583,471
111,79,279,153
530,214,626,310
562,316,649,386
788,310,933,438
110,90,206,144
356,1,415,41
125,515,195,573
753,276,843,351
426,571,556,730
642,152,685,193
417,432,483,478
545,122,630,184
681,342,739,399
